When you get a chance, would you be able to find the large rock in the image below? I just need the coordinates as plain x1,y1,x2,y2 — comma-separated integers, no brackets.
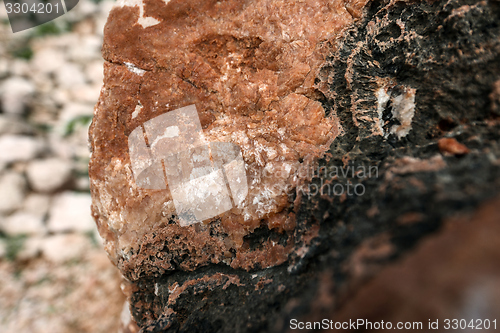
90,0,500,331
91,0,368,279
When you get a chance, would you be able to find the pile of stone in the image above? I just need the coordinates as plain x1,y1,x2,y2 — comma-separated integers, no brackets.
0,0,114,263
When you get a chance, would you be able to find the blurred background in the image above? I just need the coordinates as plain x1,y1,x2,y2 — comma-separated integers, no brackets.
0,0,125,332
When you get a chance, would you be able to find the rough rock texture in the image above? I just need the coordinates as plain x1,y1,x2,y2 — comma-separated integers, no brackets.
89,0,500,331
90,0,369,276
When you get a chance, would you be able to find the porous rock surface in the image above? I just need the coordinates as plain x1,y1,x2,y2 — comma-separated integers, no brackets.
89,0,500,331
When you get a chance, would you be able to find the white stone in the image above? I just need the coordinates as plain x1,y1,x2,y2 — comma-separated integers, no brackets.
16,237,43,261
58,103,94,124
0,135,42,164
55,63,86,88
1,212,46,236
0,7,7,21
69,84,101,104
120,301,133,329
47,134,75,159
85,60,104,84
47,192,95,233
10,60,32,77
0,172,26,214
75,177,90,191
41,233,89,263
23,193,51,218
0,77,35,115
67,35,102,63
31,48,67,75
73,0,98,18
0,114,35,135
26,158,72,193
32,33,76,50
52,88,71,106
30,68,55,92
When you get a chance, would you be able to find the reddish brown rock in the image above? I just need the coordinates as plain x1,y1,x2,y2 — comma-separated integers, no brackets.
90,0,369,278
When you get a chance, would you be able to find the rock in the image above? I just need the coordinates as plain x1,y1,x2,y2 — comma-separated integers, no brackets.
16,236,43,261
10,60,32,78
58,103,94,126
22,193,51,218
31,48,67,75
51,87,72,106
26,158,72,193
47,133,78,160
0,77,35,115
91,0,360,277
95,1,116,37
40,234,90,263
89,0,500,331
75,176,90,192
0,115,35,135
0,135,42,164
67,35,102,63
70,84,102,104
85,60,104,84
73,0,98,17
47,192,95,233
0,212,45,236
0,172,26,214
120,301,140,333
55,63,86,88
